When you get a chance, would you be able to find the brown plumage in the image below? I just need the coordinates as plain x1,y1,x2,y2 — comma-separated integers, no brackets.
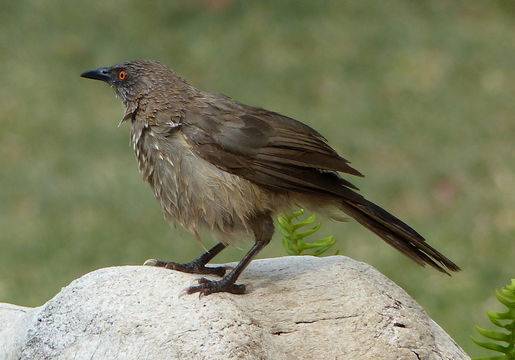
81,60,460,296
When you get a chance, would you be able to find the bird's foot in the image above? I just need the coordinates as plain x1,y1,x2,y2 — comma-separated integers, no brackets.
143,259,230,277
184,277,246,296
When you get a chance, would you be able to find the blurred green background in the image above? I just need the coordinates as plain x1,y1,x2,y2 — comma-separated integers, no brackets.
1,0,514,356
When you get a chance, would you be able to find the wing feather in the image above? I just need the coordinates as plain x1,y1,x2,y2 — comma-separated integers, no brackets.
181,99,364,201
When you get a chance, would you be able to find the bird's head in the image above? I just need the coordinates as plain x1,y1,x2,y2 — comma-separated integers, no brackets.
80,60,185,105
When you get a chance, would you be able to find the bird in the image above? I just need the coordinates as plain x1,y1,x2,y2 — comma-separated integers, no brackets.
80,60,460,296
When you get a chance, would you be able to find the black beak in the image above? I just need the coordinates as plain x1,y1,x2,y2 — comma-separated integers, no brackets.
80,67,111,82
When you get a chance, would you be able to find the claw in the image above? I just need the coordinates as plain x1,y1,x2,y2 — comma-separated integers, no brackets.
178,287,192,298
143,259,158,266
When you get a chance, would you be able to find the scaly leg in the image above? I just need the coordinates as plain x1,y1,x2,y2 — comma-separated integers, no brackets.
185,212,274,296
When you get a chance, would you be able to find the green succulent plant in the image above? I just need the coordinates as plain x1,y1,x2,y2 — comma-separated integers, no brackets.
277,209,337,256
472,279,515,360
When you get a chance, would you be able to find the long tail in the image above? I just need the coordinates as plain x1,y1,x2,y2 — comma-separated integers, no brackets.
339,199,461,275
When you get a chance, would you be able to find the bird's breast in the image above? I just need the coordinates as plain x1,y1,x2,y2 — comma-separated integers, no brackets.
130,123,287,243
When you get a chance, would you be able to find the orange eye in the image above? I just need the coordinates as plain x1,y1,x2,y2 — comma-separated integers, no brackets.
118,70,127,80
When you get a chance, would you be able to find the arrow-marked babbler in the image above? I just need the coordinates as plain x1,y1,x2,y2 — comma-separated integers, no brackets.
81,60,460,296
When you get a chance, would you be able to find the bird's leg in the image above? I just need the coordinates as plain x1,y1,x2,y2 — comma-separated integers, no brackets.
144,242,229,277
185,240,267,295
185,212,274,296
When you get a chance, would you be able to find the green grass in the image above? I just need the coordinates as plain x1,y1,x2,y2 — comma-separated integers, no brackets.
0,1,514,356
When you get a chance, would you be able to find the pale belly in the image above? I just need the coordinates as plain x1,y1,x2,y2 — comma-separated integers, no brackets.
132,127,292,244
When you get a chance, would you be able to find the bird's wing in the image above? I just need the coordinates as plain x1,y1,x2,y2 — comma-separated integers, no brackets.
180,97,364,202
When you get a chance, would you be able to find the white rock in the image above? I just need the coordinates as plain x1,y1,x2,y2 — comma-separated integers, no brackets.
0,256,470,360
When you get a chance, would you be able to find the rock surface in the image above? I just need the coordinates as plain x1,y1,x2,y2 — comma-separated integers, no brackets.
0,256,469,360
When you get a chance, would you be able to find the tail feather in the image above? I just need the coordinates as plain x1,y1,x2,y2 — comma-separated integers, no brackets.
339,199,461,275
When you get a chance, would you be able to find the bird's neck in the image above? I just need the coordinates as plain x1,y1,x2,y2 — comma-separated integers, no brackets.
121,73,200,126
125,87,195,127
